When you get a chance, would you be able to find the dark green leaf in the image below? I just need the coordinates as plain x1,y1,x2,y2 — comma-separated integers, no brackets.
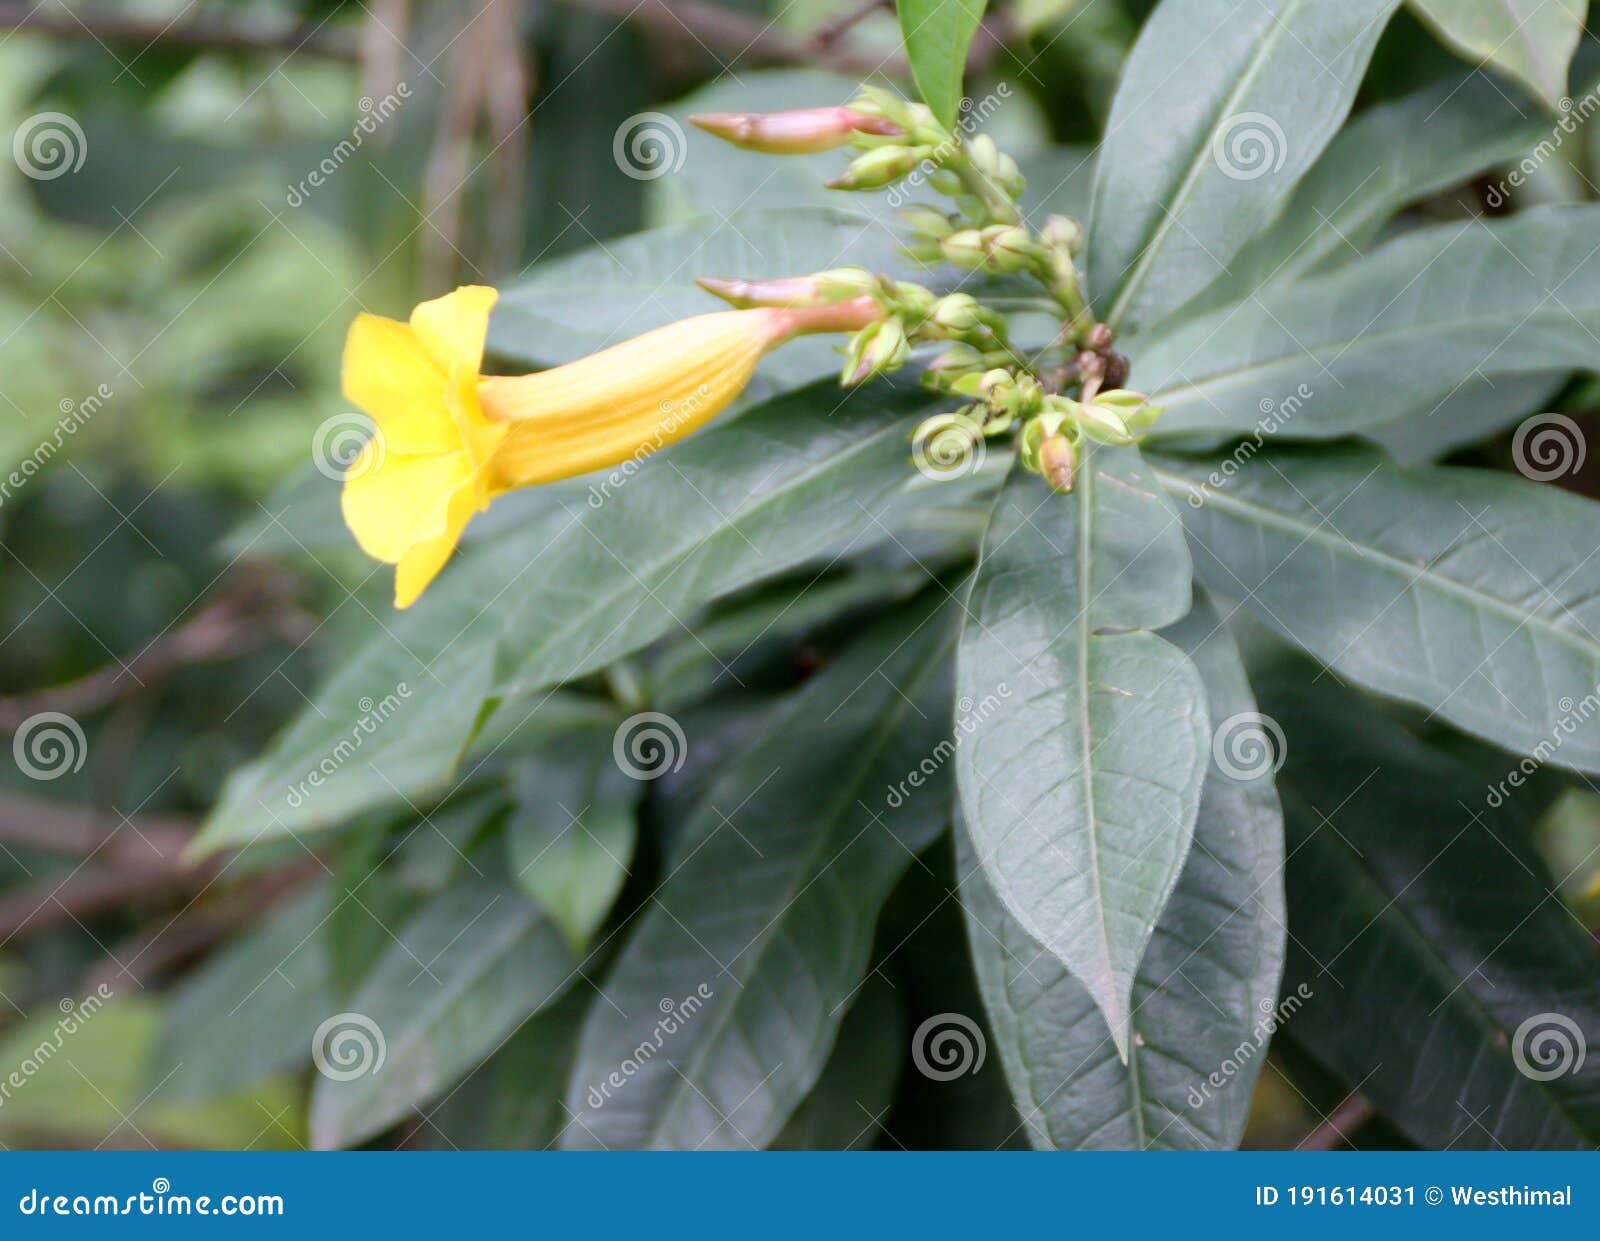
308,872,577,1149
1141,207,1600,439
962,591,1284,1148
956,451,1208,1051
1265,677,1600,1148
1408,0,1584,110
1155,445,1600,775
1087,0,1400,334
900,0,988,128
563,594,958,1149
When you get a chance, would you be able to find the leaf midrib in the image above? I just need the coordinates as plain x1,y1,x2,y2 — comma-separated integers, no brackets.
1103,0,1302,330
1152,462,1600,668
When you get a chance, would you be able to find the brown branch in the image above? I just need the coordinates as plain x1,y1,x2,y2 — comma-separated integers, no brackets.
1298,1093,1376,1151
0,792,192,865
0,859,218,944
0,569,303,732
0,4,358,60
809,0,888,50
546,0,909,76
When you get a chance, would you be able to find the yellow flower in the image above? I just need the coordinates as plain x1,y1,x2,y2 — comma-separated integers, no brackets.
340,285,878,607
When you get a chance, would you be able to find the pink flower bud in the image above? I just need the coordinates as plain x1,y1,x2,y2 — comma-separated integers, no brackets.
689,107,901,154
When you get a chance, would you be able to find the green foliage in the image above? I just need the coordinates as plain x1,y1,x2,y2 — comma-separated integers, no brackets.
9,0,1600,1155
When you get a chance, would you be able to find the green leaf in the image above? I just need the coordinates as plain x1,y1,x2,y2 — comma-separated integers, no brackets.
1187,68,1568,316
505,726,638,952
308,872,577,1149
1364,373,1566,466
961,592,1285,1149
153,888,336,1102
563,594,959,1149
899,0,988,128
1140,207,1600,440
1086,0,1400,335
1408,0,1585,110
1154,445,1600,776
1264,677,1600,1148
771,977,907,1150
955,451,1208,1052
195,377,944,853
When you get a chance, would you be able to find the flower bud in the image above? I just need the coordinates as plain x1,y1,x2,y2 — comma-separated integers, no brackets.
827,145,925,190
1039,435,1078,493
1072,398,1136,445
981,225,1036,274
1041,214,1084,256
940,229,987,269
842,316,909,384
1095,389,1162,435
930,293,982,333
899,205,956,240
689,107,900,154
696,274,826,308
922,343,985,387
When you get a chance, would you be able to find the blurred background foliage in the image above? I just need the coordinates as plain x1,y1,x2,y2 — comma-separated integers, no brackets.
1,0,1598,1150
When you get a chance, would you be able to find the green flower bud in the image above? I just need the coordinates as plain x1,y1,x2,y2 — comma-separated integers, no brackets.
899,205,956,240
1041,214,1084,255
930,293,982,333
1039,435,1077,493
940,229,988,269
981,225,1036,274
842,316,910,384
813,267,880,299
1073,399,1136,445
827,145,924,190
1093,389,1163,436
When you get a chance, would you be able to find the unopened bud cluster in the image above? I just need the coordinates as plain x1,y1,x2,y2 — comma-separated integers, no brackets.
689,88,1166,494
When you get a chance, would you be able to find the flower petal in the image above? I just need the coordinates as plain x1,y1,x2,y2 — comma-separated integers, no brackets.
393,478,481,609
409,284,497,376
341,447,476,566
341,314,459,455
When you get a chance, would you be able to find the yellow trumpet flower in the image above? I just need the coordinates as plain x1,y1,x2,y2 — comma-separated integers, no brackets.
340,285,879,607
